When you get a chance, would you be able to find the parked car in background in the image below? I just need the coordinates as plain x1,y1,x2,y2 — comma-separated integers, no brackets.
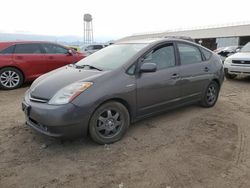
80,44,107,55
22,38,224,144
214,46,242,62
0,41,86,89
224,42,250,79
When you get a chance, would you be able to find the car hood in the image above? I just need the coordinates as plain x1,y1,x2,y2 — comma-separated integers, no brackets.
228,52,250,60
30,66,107,100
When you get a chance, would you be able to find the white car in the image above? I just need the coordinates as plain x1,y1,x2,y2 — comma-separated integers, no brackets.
224,42,250,79
80,44,107,56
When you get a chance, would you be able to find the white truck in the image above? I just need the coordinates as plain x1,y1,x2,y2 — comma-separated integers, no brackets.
224,42,250,79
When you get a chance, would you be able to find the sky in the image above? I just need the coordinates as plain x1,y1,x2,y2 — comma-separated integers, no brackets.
0,0,250,42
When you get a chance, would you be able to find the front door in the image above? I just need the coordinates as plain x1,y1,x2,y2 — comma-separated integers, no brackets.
41,43,76,72
136,42,181,116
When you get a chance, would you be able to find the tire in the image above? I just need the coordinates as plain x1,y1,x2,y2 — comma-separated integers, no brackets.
200,81,220,108
224,69,237,79
0,67,24,90
89,101,130,144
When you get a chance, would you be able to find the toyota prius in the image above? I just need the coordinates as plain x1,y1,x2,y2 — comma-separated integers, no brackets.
22,38,224,144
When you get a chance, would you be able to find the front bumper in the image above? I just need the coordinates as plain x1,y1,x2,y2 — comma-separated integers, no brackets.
224,63,250,75
22,94,90,138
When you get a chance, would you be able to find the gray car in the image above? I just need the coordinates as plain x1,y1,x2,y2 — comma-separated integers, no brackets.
22,38,224,144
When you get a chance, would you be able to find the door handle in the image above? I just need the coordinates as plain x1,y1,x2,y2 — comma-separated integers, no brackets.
48,56,54,59
171,73,180,79
16,56,23,60
204,67,209,72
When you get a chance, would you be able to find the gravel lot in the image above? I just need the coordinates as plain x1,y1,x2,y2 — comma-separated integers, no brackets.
1,78,250,188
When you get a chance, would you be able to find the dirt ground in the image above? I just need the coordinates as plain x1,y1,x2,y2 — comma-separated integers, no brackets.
1,78,250,188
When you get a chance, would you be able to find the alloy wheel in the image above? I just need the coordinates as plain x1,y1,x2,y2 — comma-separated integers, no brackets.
206,85,217,105
96,109,123,138
0,70,20,88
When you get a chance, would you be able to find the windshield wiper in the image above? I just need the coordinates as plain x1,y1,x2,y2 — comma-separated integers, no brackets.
74,64,103,71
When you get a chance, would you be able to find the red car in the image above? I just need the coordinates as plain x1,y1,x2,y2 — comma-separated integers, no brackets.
0,41,86,89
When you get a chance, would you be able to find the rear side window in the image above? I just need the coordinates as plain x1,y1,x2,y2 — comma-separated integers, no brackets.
177,43,202,65
200,47,212,60
143,43,176,70
15,44,43,54
42,43,68,54
0,45,15,54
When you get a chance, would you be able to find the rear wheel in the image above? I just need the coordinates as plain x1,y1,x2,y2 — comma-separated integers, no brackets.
0,67,24,90
200,81,219,108
89,101,130,144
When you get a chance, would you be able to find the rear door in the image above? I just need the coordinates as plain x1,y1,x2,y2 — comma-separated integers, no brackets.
177,42,211,101
42,43,76,72
136,42,181,116
13,43,46,79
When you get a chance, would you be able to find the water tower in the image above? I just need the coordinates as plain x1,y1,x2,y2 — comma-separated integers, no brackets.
83,14,93,44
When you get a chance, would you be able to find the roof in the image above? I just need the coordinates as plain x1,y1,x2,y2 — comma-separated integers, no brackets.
0,41,58,44
0,41,69,50
117,36,195,44
117,38,163,44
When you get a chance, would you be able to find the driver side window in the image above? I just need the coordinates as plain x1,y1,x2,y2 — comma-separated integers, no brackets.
42,43,68,54
143,43,176,70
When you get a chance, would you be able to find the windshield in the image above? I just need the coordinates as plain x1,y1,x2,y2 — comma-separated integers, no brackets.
241,42,250,52
76,43,148,70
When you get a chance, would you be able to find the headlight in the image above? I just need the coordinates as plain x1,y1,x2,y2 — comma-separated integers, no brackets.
224,58,231,65
48,81,93,105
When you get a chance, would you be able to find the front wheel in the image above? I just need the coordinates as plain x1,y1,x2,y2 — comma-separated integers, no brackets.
200,81,220,108
0,67,24,90
89,101,130,144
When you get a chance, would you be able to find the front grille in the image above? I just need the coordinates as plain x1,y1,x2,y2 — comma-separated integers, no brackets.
29,117,48,131
232,60,250,64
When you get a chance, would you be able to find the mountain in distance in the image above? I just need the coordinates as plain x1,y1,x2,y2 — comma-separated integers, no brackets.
0,33,115,46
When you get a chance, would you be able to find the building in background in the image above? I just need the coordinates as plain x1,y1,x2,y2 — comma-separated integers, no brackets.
117,22,250,50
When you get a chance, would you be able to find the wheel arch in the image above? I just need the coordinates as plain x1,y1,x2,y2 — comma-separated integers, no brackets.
0,66,25,81
95,98,132,120
212,78,220,89
87,97,132,135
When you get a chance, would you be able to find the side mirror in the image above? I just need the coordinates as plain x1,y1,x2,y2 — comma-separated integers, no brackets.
140,63,157,73
67,49,73,55
236,49,241,53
